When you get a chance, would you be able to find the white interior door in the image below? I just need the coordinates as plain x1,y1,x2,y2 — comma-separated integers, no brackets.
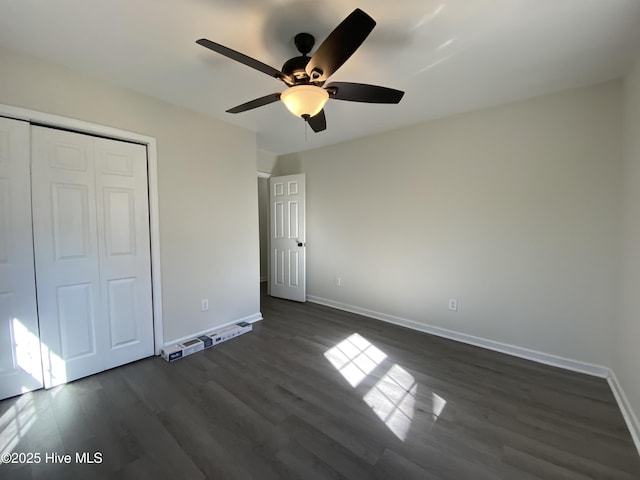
269,174,306,302
31,126,153,388
0,118,44,400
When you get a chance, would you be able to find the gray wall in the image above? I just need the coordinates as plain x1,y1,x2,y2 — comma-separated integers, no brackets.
275,82,622,368
0,46,261,343
618,54,640,435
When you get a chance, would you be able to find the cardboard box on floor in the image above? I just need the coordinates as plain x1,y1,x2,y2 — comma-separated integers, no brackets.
161,321,252,362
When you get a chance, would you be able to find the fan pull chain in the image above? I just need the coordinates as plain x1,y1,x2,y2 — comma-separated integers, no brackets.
304,118,308,142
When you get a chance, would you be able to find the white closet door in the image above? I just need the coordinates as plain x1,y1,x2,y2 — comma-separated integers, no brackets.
32,126,153,388
32,127,103,387
94,137,153,369
0,118,43,399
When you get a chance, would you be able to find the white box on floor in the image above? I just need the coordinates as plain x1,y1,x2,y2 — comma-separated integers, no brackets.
180,337,204,356
162,322,252,362
161,344,183,362
208,321,252,345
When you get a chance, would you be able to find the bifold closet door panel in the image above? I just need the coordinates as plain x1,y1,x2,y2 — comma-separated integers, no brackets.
31,126,154,388
94,137,153,369
0,118,44,399
31,126,105,387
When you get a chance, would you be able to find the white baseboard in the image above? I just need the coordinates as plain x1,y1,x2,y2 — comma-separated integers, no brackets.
607,370,640,455
306,295,610,378
163,312,262,347
239,312,263,324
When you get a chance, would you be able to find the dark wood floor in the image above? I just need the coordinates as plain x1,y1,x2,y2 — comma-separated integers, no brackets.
1,286,639,479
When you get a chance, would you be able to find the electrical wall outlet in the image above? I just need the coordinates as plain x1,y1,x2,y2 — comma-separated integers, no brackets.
201,299,209,312
448,298,458,311
334,276,341,287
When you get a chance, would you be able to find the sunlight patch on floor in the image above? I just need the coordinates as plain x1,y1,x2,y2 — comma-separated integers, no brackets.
323,333,387,387
363,364,417,440
432,392,447,419
324,333,447,441
0,395,36,457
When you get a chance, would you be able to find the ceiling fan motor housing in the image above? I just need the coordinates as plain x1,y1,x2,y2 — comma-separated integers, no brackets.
282,55,313,84
281,33,323,85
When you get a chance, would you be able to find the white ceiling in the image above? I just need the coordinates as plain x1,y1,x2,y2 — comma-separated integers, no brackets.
1,0,640,155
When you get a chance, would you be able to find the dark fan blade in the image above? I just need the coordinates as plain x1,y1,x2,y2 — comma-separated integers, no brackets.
305,9,376,82
226,93,282,114
306,110,326,132
196,39,292,84
325,82,404,103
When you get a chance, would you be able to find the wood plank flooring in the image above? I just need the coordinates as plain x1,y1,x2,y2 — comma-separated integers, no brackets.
1,285,639,479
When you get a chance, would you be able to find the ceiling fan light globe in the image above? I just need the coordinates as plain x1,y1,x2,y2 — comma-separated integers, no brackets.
281,85,329,118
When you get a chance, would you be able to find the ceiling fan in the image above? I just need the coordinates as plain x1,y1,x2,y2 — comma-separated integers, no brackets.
196,8,404,133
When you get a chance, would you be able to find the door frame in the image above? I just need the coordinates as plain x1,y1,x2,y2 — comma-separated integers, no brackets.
257,170,271,296
0,103,164,354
